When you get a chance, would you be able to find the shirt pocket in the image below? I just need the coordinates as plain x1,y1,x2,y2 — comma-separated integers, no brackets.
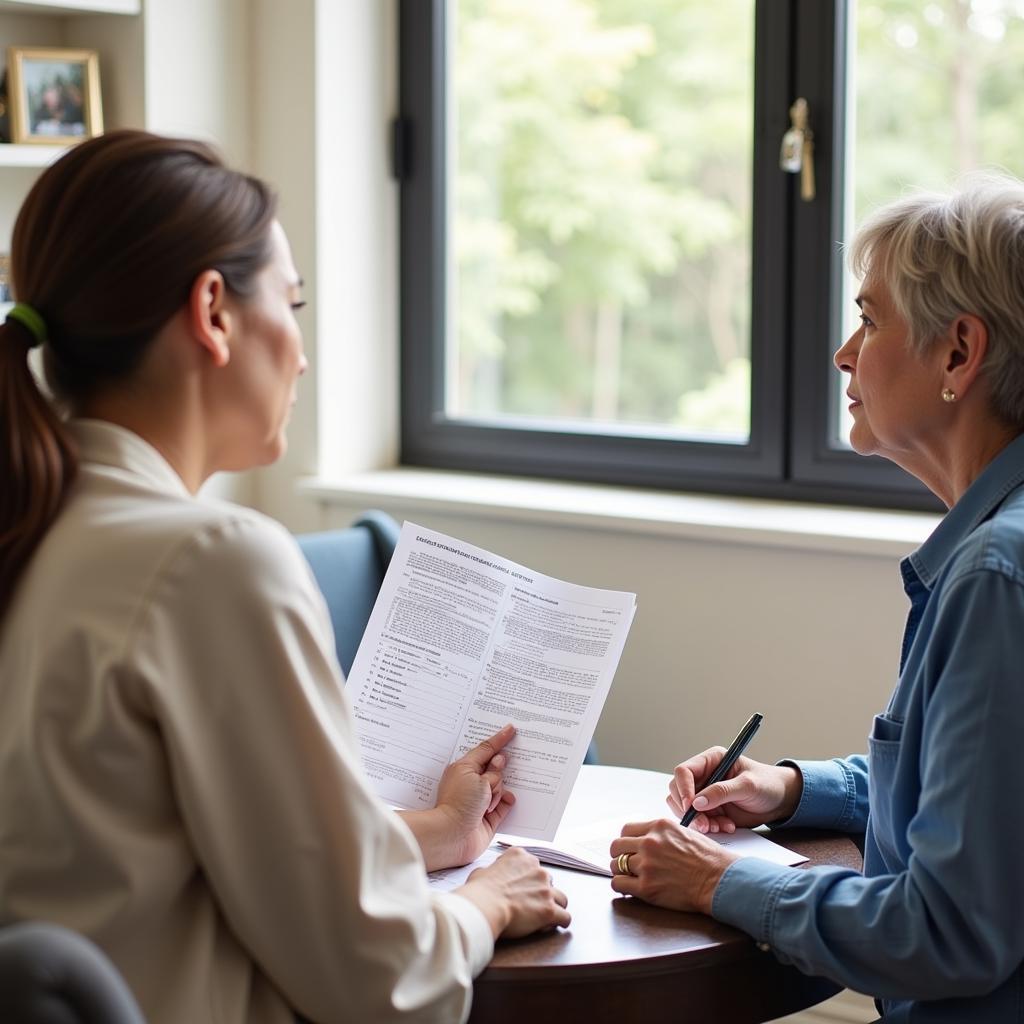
867,713,904,864
869,712,903,746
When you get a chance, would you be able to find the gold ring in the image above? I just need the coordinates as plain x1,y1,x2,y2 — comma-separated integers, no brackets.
616,852,634,876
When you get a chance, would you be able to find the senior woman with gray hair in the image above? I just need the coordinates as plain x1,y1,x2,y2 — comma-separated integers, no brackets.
608,175,1024,1022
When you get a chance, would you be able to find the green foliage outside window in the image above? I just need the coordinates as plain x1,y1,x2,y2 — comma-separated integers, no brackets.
452,0,1024,440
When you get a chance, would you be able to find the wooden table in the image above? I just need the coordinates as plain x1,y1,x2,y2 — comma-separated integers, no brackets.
469,765,862,1024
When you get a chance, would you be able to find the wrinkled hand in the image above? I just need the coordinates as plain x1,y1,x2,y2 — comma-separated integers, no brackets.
435,724,517,865
462,846,571,939
667,748,802,834
608,819,739,914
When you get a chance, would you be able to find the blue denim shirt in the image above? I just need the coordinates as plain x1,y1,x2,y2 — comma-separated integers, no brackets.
713,433,1024,1022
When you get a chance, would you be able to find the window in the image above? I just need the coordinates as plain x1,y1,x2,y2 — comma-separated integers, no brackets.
398,0,1024,510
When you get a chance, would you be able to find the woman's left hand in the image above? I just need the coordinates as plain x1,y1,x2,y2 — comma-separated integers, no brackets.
608,819,741,914
398,724,517,870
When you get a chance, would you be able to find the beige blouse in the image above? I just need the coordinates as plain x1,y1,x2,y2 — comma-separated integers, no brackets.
0,420,492,1023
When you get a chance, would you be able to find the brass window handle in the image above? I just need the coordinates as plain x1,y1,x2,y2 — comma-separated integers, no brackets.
779,97,815,201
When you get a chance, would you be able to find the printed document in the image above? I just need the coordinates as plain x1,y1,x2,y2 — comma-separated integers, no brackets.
346,522,637,840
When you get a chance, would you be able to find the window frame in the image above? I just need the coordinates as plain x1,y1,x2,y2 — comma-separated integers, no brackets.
397,0,941,512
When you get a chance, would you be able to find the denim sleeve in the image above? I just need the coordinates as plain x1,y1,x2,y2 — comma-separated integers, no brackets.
713,569,1024,1001
769,756,869,833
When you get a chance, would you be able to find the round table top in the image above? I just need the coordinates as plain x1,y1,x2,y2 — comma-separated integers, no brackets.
482,764,863,980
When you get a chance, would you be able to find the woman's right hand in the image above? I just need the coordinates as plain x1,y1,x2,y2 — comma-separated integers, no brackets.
458,847,570,939
667,747,803,833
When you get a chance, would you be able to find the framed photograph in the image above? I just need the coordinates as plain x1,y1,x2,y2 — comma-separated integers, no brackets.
6,46,103,145
0,254,10,304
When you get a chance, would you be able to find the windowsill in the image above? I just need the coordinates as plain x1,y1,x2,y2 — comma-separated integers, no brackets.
298,468,941,559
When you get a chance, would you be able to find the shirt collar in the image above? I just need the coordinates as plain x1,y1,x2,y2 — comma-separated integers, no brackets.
905,432,1024,589
69,419,193,500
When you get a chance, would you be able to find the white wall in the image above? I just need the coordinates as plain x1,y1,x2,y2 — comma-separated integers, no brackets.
248,0,398,533
142,0,252,165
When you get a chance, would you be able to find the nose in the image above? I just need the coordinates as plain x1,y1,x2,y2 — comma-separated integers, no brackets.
833,328,859,374
298,352,309,376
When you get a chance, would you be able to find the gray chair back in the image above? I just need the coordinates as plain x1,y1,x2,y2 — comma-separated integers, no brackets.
0,922,146,1023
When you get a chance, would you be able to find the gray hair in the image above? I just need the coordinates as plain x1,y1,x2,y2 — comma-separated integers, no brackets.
848,173,1024,430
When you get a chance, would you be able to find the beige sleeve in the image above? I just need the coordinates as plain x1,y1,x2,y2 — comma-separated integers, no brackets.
131,513,494,1023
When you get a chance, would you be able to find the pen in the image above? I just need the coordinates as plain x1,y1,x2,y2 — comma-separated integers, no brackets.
680,712,763,828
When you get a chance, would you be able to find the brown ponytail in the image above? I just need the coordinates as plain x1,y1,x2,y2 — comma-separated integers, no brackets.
0,130,277,621
0,322,76,620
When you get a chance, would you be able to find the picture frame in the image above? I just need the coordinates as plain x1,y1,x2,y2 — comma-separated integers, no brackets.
6,46,102,145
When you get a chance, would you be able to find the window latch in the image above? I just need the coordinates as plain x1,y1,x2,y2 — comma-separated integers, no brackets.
779,97,815,201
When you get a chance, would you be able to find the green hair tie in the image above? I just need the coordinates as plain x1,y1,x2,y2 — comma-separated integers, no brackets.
6,303,47,348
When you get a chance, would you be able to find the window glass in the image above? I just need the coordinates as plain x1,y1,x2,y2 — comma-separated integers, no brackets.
451,0,756,442
835,0,1024,447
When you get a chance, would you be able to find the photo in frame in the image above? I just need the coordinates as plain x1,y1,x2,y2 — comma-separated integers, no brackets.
6,46,103,145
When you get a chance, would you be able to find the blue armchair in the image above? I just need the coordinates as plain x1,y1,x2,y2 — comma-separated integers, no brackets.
297,510,401,677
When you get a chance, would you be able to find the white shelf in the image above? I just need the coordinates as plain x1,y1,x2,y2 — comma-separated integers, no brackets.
0,144,69,168
0,0,139,14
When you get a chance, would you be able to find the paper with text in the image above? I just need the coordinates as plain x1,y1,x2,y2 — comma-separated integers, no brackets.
346,522,636,840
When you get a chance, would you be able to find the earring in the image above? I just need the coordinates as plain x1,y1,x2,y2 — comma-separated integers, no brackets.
942,388,957,403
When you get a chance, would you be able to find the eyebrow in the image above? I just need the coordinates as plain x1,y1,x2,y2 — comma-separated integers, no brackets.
854,293,872,309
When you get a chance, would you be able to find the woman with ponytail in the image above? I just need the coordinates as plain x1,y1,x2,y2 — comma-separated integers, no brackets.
0,131,568,1024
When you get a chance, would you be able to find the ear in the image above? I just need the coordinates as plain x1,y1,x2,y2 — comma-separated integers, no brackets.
186,269,233,368
941,314,988,398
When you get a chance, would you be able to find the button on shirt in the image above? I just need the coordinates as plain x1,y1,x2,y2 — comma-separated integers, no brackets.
713,432,1024,1023
0,420,493,1024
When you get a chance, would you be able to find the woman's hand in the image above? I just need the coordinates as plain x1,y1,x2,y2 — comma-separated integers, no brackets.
667,748,803,834
435,723,518,862
608,819,740,914
398,724,517,870
458,846,571,939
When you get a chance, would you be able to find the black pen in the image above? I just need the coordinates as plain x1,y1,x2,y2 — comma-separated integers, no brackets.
680,712,764,828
